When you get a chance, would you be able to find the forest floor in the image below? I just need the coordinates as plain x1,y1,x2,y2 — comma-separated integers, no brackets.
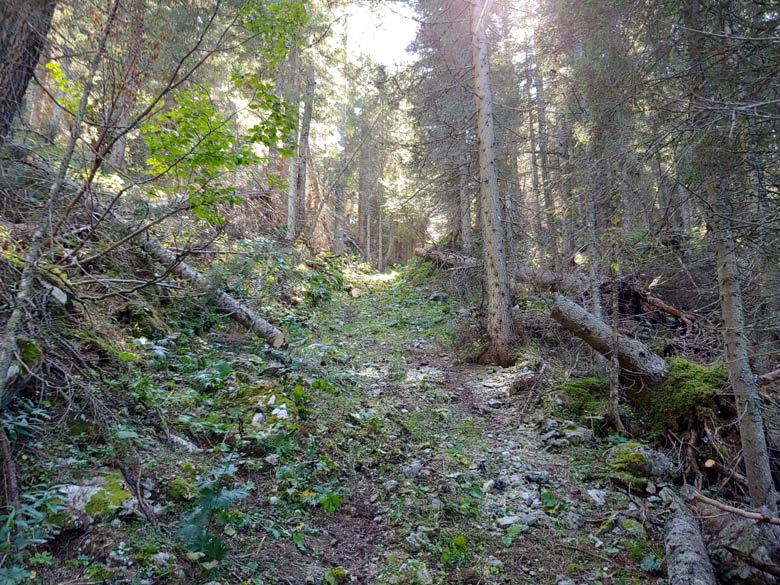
19,260,671,585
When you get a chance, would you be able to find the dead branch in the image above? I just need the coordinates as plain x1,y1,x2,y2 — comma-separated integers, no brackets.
689,489,780,526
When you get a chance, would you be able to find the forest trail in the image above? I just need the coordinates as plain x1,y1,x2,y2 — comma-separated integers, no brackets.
268,268,664,584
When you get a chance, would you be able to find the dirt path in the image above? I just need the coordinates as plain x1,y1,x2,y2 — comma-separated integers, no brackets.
301,278,666,584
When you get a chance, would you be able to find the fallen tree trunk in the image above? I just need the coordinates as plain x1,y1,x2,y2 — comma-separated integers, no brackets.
413,247,587,292
550,295,669,386
134,234,285,348
664,510,718,585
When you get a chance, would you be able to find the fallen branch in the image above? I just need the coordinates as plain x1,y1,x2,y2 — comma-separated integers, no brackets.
664,510,718,585
757,368,780,387
689,489,780,526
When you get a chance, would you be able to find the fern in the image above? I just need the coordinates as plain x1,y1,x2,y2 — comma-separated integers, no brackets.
177,457,250,561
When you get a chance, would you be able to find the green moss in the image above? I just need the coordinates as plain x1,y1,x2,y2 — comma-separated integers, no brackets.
640,358,727,434
168,477,196,502
557,377,608,418
17,336,43,366
607,442,650,488
84,471,133,518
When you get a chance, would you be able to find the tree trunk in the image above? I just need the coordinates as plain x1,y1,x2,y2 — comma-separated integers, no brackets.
291,73,315,240
105,0,145,171
550,295,669,386
333,96,347,253
134,234,284,348
0,0,57,144
458,160,473,252
664,510,718,585
684,0,778,511
472,0,516,366
285,45,300,239
532,51,560,267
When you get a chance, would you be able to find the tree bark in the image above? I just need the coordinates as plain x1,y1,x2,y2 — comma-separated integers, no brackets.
550,295,669,386
291,73,315,240
134,234,284,348
471,0,516,366
684,0,778,511
0,0,57,144
664,510,718,585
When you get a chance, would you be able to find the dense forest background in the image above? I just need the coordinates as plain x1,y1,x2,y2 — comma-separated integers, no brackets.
1,0,780,583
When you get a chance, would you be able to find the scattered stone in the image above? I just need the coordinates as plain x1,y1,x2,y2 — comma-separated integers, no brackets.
264,454,280,466
547,438,571,449
429,496,443,513
150,552,174,567
384,479,398,492
250,412,266,428
403,461,423,479
304,565,325,584
497,515,523,528
428,291,447,301
263,361,285,375
56,471,135,529
562,510,584,531
557,579,576,585
269,496,280,505
482,479,496,493
621,518,647,538
398,561,433,585
168,434,203,454
587,489,608,506
540,418,559,432
525,470,550,484
516,510,547,527
563,426,594,445
404,530,430,552
508,369,539,395
486,398,505,409
541,430,561,442
606,442,674,486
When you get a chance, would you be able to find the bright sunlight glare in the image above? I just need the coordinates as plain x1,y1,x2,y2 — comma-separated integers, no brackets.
347,2,419,70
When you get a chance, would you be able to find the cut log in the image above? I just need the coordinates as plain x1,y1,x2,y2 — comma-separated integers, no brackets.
664,510,718,585
134,234,284,347
550,295,669,385
757,368,780,387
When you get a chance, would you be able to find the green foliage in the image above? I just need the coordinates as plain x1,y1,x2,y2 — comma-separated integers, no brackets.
0,488,62,583
639,358,727,434
1,400,49,441
239,0,309,69
501,523,528,547
177,457,251,564
142,88,256,224
44,62,82,111
438,534,470,567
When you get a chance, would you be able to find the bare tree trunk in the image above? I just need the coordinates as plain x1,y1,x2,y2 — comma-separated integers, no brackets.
459,158,473,252
135,234,284,347
333,96,347,253
532,53,560,268
285,45,300,239
472,0,516,366
105,0,145,171
683,0,778,511
291,73,315,240
0,0,57,144
524,59,544,256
